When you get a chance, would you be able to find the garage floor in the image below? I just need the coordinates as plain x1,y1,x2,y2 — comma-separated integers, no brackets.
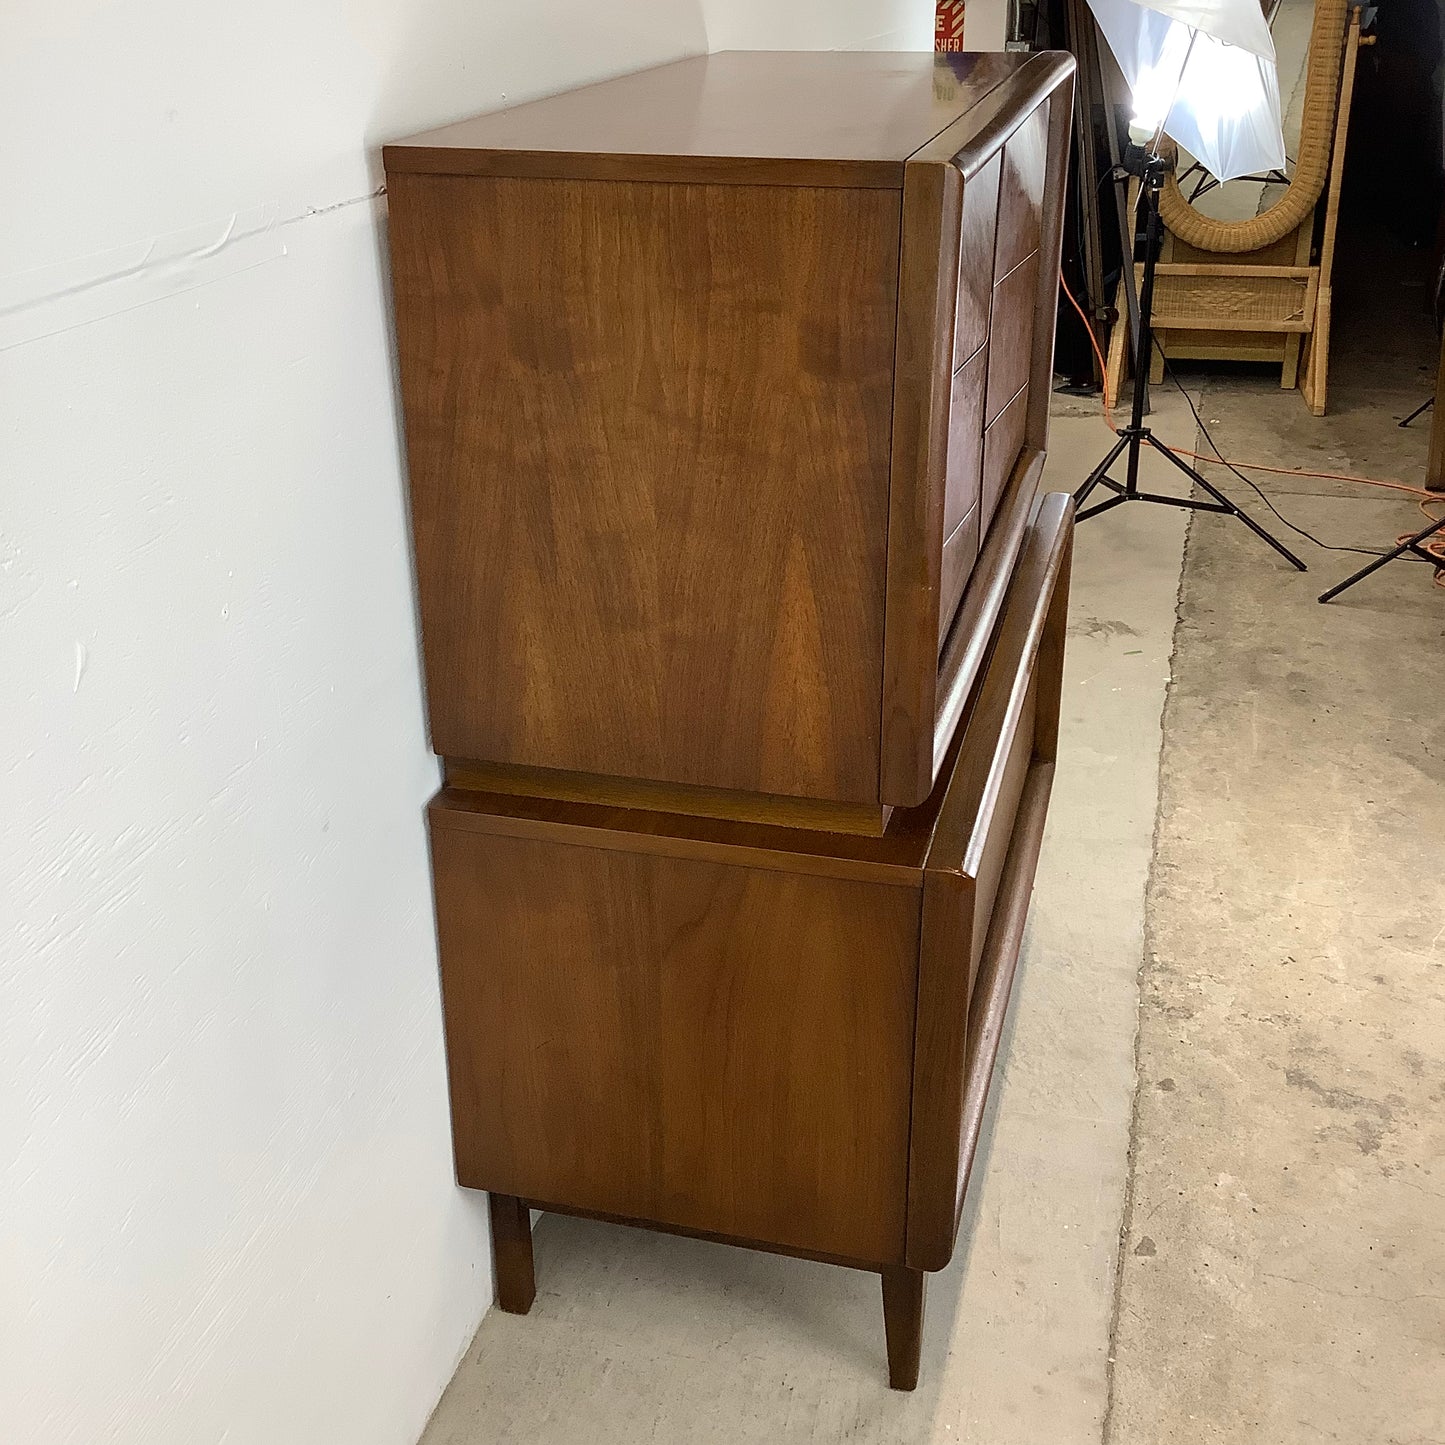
1108,233,1445,1442
416,227,1444,1444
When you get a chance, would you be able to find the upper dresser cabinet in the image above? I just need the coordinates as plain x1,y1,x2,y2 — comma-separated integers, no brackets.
384,50,1074,811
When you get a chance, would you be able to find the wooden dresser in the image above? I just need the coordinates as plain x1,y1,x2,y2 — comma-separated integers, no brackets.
384,48,1076,1390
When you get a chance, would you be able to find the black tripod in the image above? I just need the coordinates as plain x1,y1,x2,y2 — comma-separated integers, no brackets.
1318,512,1445,602
1074,150,1307,573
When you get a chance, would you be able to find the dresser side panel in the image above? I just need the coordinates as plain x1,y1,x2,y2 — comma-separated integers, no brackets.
388,172,900,800
430,821,921,1263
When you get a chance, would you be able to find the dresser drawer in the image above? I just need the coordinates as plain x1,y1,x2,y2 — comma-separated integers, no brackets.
986,249,1039,426
945,346,987,537
954,151,1001,369
995,102,1049,282
937,505,981,651
982,382,1029,533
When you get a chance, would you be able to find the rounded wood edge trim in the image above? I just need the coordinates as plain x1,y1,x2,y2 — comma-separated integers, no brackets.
924,489,1072,874
905,52,1076,179
930,447,1048,771
905,759,1054,1270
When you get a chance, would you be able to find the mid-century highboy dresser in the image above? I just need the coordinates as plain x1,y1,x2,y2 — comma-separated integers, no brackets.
384,48,1076,1390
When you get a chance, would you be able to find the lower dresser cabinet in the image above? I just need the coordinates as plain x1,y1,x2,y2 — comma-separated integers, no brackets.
427,495,1075,1390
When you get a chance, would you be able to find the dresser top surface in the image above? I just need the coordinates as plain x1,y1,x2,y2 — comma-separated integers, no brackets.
383,50,1045,181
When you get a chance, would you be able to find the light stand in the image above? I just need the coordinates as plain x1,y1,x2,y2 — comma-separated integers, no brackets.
1317,513,1445,602
1073,149,1308,573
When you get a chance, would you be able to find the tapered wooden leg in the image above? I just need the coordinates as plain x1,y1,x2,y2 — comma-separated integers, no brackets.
880,1265,925,1391
488,1193,536,1314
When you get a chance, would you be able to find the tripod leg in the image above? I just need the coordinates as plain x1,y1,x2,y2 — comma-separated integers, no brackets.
1075,431,1130,509
1078,490,1130,522
1145,433,1308,572
1318,516,1445,602
1398,396,1434,428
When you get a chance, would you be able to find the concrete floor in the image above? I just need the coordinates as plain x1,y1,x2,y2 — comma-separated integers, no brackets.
1108,233,1445,1442
416,228,1443,1443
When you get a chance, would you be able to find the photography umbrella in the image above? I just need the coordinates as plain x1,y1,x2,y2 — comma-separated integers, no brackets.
1088,0,1287,182
1072,0,1305,570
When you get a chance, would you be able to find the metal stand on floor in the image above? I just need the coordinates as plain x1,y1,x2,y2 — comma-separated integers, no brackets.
1074,149,1307,573
1317,513,1445,602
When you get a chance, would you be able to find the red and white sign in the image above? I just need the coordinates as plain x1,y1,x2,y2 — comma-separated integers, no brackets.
935,1,966,52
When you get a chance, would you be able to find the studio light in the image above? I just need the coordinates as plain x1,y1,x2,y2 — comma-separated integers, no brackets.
1089,0,1286,180
1073,0,1307,570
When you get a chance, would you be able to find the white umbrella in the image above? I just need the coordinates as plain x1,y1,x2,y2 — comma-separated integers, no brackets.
1087,0,1287,181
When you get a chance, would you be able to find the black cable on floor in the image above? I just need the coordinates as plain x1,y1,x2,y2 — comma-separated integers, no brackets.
1154,345,1425,561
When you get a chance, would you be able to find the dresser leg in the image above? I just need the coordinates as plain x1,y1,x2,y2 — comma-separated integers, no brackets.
880,1265,925,1390
488,1193,536,1314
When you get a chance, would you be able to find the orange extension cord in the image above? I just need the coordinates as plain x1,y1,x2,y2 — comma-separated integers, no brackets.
1058,269,1445,586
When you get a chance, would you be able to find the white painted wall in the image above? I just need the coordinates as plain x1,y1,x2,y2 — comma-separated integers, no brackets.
1,5,933,1445
964,0,1011,53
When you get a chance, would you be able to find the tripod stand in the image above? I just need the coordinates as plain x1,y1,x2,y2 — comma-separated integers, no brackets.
1074,150,1307,573
1317,512,1445,602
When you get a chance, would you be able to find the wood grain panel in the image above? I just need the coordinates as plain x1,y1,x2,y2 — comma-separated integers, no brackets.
430,823,921,1264
982,382,1029,532
995,104,1048,282
985,249,1039,425
945,345,987,537
954,151,1001,368
389,173,900,801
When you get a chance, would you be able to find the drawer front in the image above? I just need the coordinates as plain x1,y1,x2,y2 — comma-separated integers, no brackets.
968,668,1037,970
906,492,1074,1272
981,382,1029,534
995,102,1049,283
985,248,1039,426
954,151,1001,369
945,346,987,538
429,814,922,1265
937,505,981,652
